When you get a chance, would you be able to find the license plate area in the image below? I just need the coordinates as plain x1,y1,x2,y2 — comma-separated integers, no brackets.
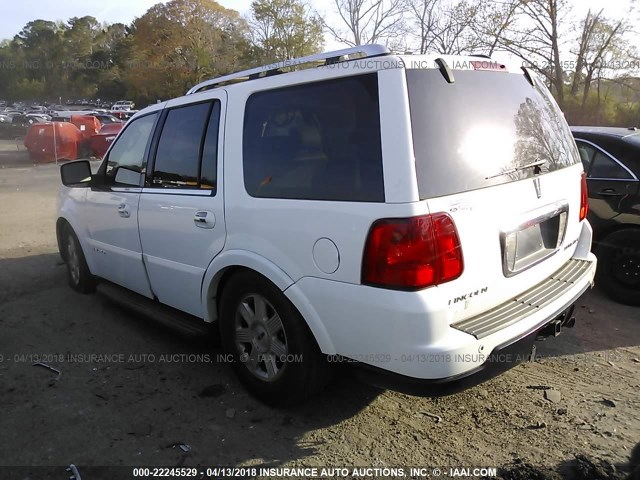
500,202,568,277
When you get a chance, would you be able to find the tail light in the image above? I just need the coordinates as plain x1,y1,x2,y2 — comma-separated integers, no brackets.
362,213,464,290
579,172,589,221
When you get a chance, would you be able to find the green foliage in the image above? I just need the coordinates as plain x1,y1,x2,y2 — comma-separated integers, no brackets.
126,0,250,103
249,0,324,64
0,0,636,128
0,0,253,105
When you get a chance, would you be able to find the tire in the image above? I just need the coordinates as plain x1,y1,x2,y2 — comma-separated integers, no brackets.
595,228,640,306
219,270,330,405
62,225,96,294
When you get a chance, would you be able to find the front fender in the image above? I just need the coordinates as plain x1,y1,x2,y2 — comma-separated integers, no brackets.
57,185,94,272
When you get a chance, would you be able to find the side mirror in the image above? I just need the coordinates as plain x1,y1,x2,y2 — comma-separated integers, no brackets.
60,160,92,187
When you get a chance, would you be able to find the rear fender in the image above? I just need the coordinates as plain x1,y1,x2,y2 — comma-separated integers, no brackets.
200,250,336,354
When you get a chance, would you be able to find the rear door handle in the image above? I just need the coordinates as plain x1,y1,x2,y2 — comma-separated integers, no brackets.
598,188,623,196
194,211,215,229
117,203,131,218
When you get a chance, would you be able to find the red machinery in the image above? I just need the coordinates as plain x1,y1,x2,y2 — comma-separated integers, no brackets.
24,122,84,163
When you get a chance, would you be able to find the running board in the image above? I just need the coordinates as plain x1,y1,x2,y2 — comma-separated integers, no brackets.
97,282,214,338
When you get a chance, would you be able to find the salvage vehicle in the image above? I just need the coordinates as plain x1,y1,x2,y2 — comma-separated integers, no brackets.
111,100,135,110
572,127,640,306
57,45,597,404
92,113,122,125
12,112,50,126
89,122,124,158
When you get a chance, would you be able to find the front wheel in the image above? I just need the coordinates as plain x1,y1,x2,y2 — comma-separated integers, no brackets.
219,271,330,405
595,229,640,306
63,225,96,294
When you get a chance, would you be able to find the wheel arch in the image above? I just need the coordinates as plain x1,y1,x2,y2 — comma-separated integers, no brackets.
56,217,71,262
56,214,97,274
201,250,336,354
592,219,640,245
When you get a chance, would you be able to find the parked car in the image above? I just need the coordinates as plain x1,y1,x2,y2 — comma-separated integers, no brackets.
51,109,96,119
111,100,135,110
57,46,596,404
571,126,640,306
89,122,125,158
93,114,122,125
27,112,51,121
109,110,137,121
11,113,49,126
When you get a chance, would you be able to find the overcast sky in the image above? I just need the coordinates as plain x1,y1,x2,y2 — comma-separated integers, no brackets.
1,0,636,51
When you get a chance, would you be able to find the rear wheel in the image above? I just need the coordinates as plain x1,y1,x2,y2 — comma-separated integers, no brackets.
219,271,330,405
595,229,640,306
63,225,96,294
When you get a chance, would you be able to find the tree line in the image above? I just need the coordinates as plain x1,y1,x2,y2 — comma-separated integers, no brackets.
0,0,639,126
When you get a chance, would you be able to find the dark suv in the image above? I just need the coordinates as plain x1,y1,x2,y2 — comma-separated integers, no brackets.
572,126,640,305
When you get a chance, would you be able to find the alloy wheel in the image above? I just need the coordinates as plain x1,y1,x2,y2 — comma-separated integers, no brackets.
234,294,288,382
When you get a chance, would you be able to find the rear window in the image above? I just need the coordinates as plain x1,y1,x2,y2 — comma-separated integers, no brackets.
406,70,580,199
243,73,384,202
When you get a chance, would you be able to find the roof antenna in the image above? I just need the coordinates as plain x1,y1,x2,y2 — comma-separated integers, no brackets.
435,58,455,84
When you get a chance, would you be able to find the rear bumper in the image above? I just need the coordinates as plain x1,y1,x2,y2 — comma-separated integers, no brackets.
350,293,584,396
288,253,596,381
450,259,593,339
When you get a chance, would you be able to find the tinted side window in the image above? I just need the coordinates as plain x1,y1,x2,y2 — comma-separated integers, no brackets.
589,151,634,179
575,140,595,171
243,74,384,202
605,138,640,175
105,112,158,186
153,102,213,189
200,102,221,191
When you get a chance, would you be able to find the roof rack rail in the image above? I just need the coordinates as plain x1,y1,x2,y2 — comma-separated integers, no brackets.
186,44,390,95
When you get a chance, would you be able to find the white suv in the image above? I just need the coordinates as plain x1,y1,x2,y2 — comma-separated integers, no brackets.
111,100,135,111
57,45,597,404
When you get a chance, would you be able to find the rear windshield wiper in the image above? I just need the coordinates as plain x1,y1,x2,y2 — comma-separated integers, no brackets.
485,160,546,179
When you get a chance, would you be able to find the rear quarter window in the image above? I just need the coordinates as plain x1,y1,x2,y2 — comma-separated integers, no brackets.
243,73,385,202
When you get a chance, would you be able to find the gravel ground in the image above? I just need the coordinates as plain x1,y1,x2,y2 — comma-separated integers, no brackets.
0,146,638,479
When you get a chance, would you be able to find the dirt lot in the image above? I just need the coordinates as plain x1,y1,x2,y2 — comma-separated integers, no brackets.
0,140,639,479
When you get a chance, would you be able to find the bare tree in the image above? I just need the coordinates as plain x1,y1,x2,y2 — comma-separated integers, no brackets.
405,0,438,53
325,0,406,46
571,9,602,96
575,14,624,108
471,0,520,56
406,0,482,54
484,0,570,108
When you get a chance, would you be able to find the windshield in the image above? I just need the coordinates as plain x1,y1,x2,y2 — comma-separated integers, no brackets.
406,69,580,199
